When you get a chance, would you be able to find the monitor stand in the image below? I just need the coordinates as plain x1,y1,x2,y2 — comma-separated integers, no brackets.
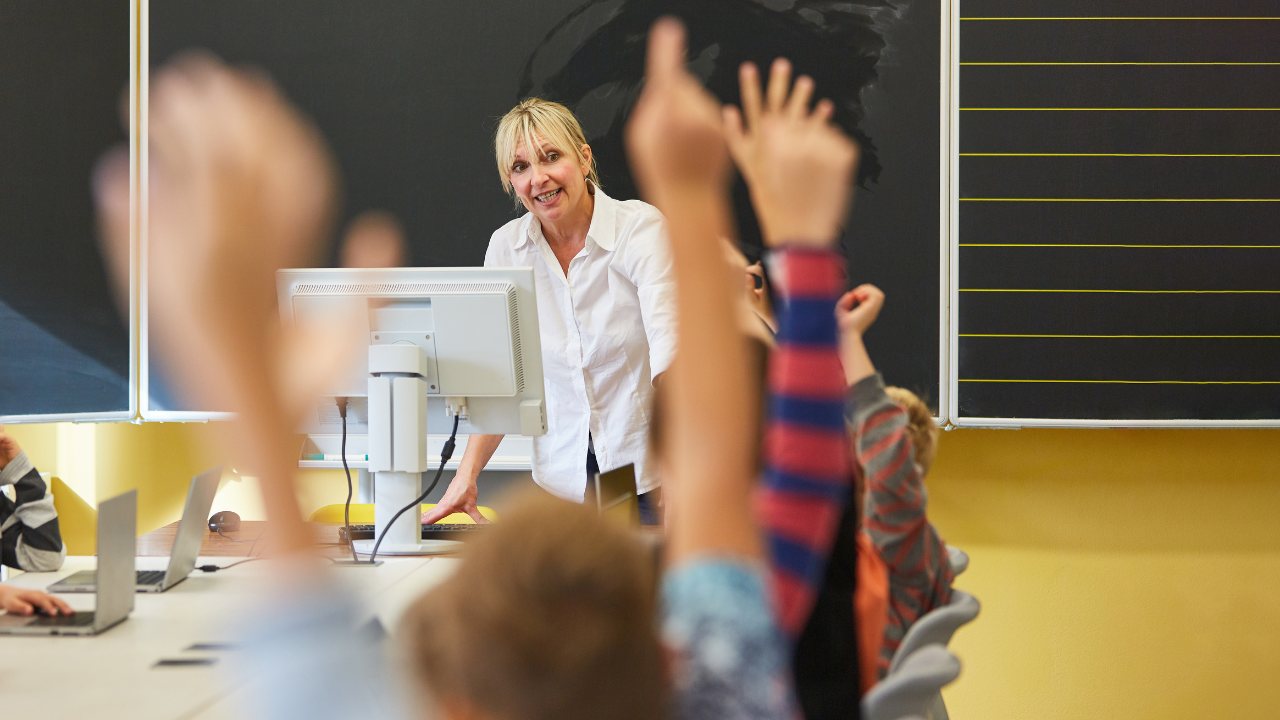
352,470,461,557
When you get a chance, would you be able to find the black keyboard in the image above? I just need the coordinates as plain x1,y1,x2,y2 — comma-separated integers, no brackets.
337,523,488,544
137,570,167,586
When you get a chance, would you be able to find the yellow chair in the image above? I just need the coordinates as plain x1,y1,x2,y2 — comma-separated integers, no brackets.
308,503,498,524
48,475,98,556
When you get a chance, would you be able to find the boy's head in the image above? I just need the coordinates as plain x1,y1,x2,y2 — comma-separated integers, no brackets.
884,386,940,474
403,490,666,720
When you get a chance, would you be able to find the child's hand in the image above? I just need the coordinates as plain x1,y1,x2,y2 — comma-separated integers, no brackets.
836,284,884,386
837,284,884,338
0,426,20,471
626,18,731,203
723,58,859,248
0,585,73,617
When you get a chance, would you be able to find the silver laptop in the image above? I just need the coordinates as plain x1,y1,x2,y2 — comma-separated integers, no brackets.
0,490,135,636
49,467,222,594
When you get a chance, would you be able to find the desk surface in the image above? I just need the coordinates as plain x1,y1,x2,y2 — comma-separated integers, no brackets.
0,550,458,720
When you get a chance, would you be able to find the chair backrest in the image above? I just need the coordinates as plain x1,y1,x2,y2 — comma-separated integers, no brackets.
887,589,981,675
863,645,961,720
946,545,969,576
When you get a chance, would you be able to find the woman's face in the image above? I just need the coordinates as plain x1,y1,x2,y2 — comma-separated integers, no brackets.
508,139,592,226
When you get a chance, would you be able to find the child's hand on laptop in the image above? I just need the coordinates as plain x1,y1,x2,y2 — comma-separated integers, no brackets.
0,585,73,617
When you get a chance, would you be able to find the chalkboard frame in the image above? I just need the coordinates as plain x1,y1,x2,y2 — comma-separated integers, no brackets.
935,0,953,426
137,5,232,423
0,0,140,426
944,4,1280,429
134,0,957,426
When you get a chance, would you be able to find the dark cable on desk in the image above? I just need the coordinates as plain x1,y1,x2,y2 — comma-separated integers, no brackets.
337,397,359,563
197,557,265,572
198,555,340,573
216,529,252,543
369,414,459,565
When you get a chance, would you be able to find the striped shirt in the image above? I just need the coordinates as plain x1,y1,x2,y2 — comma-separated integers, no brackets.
846,374,953,676
0,451,66,571
758,247,853,637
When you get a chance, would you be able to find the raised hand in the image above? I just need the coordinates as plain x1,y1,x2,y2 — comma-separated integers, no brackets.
836,284,884,338
625,18,732,208
835,284,884,386
94,53,342,554
723,58,859,247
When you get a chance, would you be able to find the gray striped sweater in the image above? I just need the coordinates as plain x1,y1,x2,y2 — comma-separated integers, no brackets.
0,451,66,571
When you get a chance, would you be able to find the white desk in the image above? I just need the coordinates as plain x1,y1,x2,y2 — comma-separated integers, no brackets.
0,554,459,720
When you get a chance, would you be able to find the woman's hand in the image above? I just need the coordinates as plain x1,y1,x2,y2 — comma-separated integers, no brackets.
0,585,73,617
723,59,859,248
625,18,732,206
421,474,486,525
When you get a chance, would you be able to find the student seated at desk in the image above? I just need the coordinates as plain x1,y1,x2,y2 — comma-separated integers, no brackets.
0,426,66,572
836,285,954,678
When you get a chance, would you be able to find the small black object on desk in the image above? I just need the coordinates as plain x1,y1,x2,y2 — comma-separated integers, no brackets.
208,510,241,534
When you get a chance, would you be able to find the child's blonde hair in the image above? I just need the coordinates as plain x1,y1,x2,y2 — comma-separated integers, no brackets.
403,489,665,720
494,98,599,197
885,386,940,474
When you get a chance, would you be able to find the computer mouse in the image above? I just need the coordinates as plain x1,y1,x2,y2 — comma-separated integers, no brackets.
208,510,241,534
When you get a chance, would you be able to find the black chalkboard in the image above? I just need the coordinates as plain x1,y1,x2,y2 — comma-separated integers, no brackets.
955,0,1280,422
149,0,943,414
0,1,132,421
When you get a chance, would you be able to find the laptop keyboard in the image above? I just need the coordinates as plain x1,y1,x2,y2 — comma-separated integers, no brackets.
137,570,167,586
338,523,487,543
29,612,95,627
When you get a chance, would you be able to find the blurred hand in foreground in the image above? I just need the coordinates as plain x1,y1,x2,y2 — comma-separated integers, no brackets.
94,53,347,553
625,18,732,211
723,58,859,247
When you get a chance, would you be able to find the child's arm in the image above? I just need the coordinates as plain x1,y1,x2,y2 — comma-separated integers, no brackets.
627,21,799,720
0,429,65,571
837,291,954,672
627,19,759,566
722,56,861,638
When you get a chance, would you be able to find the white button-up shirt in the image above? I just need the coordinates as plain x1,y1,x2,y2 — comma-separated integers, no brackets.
484,186,676,500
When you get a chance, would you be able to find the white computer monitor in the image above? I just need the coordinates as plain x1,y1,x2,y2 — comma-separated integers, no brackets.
277,266,546,555
277,266,546,436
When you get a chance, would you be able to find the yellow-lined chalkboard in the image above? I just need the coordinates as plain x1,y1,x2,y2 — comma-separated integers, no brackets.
953,1,1280,423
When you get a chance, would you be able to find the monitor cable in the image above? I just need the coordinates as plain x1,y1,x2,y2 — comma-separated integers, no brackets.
337,397,359,564
369,413,459,565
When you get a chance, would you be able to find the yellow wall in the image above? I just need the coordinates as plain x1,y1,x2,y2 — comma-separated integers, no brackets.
928,428,1280,719
10,420,1279,718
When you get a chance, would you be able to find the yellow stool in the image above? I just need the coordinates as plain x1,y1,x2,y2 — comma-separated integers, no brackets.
308,503,498,524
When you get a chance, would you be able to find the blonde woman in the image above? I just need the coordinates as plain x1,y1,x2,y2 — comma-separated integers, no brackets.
423,98,676,524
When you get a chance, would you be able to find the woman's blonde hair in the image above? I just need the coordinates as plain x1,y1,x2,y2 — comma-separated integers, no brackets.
885,386,941,474
494,98,599,197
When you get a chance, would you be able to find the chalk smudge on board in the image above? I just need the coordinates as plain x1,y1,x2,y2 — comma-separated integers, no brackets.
519,0,905,252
